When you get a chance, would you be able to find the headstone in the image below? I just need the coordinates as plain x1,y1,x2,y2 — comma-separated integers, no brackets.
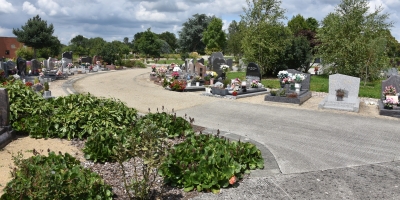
6,61,15,77
62,51,73,60
0,88,9,127
226,59,233,69
318,74,360,112
246,63,262,82
195,62,206,78
209,52,224,67
47,57,55,70
16,57,27,77
385,68,398,78
31,59,40,75
188,59,194,74
81,57,92,64
212,57,226,77
287,69,311,91
197,58,204,65
381,75,400,99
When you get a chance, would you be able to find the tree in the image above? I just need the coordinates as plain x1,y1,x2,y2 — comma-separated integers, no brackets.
37,36,62,58
13,15,58,58
87,37,107,56
317,0,392,85
241,0,291,75
178,14,214,54
202,17,226,54
136,28,162,59
15,46,34,60
69,35,89,56
306,17,319,32
283,36,313,70
288,14,308,34
158,32,178,52
226,20,244,61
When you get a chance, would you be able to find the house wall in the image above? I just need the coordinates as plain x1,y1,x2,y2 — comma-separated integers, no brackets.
0,37,26,60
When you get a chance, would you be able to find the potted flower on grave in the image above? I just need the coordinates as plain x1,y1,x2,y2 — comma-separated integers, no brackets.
169,80,186,91
336,88,345,101
251,80,259,88
232,78,241,91
151,65,156,72
203,74,211,85
314,66,319,75
277,70,289,88
171,71,180,80
383,98,395,109
43,81,51,98
382,85,397,100
194,76,201,86
292,73,306,92
232,89,238,96
206,71,218,84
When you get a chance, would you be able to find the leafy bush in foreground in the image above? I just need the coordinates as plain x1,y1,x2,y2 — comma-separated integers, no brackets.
1,151,112,200
137,112,193,138
159,132,264,193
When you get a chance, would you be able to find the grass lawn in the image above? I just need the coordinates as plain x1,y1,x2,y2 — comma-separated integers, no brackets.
226,72,382,99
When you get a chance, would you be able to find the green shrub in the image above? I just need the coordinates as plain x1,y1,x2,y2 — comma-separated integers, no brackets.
159,133,264,193
83,127,133,162
137,112,194,138
1,151,113,200
133,60,146,68
114,119,171,199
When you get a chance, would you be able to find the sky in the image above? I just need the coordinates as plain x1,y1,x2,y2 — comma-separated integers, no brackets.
0,0,399,45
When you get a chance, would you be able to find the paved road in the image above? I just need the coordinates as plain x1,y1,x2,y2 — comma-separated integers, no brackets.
71,68,400,199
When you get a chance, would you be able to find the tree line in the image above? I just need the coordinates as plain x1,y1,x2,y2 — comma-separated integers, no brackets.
12,0,400,83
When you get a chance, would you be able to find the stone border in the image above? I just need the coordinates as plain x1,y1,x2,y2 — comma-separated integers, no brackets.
265,90,312,105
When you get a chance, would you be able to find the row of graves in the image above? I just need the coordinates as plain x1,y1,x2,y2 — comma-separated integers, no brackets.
149,52,268,98
0,52,111,99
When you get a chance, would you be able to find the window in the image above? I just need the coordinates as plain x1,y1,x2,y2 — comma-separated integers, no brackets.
5,50,9,55
11,44,16,49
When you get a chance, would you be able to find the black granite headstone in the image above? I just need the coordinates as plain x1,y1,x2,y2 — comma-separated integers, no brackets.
31,59,40,75
62,51,73,59
226,59,233,68
81,57,92,64
246,63,261,81
212,57,226,77
16,57,27,76
197,58,204,65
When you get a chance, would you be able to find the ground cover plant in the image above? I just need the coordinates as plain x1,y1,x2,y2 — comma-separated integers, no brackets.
1,151,113,200
159,131,264,194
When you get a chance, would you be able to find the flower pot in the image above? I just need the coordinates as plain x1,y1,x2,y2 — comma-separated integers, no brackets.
210,79,214,85
187,82,191,87
196,82,200,86
295,83,301,92
336,95,344,101
204,81,210,85
232,91,238,96
205,87,211,93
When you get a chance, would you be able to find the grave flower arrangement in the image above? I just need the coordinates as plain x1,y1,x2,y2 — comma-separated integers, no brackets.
151,65,156,72
281,77,292,84
171,71,180,79
203,74,211,81
383,98,395,109
277,70,289,79
383,85,396,96
169,79,186,91
67,63,74,68
221,65,229,73
206,71,218,78
251,80,261,88
157,67,167,78
194,76,201,81
292,73,306,83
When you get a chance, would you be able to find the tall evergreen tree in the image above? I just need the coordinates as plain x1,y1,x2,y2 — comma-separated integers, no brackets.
13,15,58,58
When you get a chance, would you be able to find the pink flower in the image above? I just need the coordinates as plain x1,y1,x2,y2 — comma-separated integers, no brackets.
229,176,236,185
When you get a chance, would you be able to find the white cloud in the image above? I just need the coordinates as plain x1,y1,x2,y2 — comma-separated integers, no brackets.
22,1,45,16
0,0,17,13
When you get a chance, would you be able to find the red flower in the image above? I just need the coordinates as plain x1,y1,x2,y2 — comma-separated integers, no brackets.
229,176,236,185
25,82,33,87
